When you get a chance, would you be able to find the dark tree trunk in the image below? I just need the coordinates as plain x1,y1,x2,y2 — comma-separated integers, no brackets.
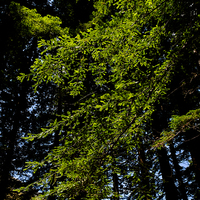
184,130,200,199
152,103,179,200
113,171,119,200
170,142,187,200
138,139,150,200
157,147,178,200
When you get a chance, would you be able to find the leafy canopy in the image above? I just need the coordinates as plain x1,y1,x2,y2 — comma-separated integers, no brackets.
9,1,68,38
17,0,200,199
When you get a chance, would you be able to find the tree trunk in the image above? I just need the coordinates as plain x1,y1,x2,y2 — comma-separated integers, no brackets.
157,147,178,200
185,130,200,199
170,142,187,200
112,171,119,200
152,104,179,200
138,139,150,200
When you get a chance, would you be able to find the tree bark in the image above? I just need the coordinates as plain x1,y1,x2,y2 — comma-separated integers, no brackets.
112,171,119,200
152,104,179,200
138,139,150,200
184,130,200,199
157,147,178,200
170,142,187,200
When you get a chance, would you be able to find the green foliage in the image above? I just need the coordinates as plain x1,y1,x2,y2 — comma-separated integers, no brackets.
153,109,200,149
9,1,68,38
16,0,200,199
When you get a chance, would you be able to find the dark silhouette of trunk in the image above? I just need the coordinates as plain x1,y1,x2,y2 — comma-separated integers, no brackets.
190,150,200,199
138,138,150,200
188,132,200,185
184,130,200,199
112,170,119,200
157,147,178,200
74,190,87,200
152,104,179,200
170,142,187,200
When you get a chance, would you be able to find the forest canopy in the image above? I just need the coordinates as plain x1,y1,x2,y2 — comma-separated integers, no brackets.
1,0,200,199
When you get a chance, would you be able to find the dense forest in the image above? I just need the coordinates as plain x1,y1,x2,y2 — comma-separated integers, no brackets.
0,0,200,199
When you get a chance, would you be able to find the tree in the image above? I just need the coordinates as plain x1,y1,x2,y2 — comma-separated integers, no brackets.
0,1,68,199
1,0,96,199
17,0,200,199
